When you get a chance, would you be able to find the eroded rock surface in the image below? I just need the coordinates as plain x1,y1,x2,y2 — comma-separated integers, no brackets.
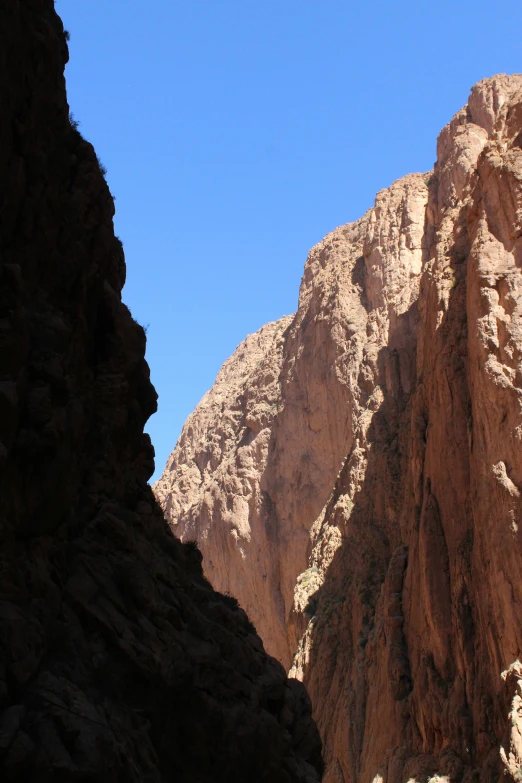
0,3,322,781
154,318,295,664
156,74,522,783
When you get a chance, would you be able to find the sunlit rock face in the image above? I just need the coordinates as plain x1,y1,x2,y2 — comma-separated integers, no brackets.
156,74,522,783
0,3,323,781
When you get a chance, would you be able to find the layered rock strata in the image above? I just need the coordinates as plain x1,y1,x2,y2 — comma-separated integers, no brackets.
155,74,522,783
0,3,322,781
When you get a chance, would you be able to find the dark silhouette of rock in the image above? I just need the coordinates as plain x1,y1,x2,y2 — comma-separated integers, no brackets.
0,3,322,781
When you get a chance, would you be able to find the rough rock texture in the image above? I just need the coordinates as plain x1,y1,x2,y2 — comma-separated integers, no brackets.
156,74,522,783
154,317,295,664
0,3,322,782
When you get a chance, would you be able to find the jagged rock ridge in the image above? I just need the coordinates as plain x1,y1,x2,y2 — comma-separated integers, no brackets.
0,3,322,781
155,74,522,783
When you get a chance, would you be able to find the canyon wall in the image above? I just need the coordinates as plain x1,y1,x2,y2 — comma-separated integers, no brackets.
155,74,522,783
0,3,322,781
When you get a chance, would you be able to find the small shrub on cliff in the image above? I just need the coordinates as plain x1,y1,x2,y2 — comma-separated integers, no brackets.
96,154,108,177
220,592,257,635
64,29,71,42
181,539,203,571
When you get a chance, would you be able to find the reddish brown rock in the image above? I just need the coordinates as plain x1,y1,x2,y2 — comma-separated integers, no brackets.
0,3,322,782
156,74,522,783
154,318,295,664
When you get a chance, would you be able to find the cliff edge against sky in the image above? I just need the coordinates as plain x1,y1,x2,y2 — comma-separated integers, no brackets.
155,73,522,783
0,3,322,781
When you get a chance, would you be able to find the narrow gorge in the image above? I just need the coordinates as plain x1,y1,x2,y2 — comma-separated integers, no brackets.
155,74,522,783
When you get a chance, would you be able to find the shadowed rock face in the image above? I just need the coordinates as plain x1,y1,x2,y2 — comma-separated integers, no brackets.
155,74,522,783
0,3,323,781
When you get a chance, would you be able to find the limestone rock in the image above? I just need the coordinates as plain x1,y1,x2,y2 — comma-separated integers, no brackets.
156,74,522,783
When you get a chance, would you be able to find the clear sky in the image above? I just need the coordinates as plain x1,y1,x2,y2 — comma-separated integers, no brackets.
56,0,522,482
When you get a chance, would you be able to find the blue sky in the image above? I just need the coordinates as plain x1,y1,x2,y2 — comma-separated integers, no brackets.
56,0,522,482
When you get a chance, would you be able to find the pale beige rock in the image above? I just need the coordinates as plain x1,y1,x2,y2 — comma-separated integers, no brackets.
155,74,522,783
500,661,522,780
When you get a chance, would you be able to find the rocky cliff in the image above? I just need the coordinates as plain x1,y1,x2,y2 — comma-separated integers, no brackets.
0,3,322,781
155,74,522,783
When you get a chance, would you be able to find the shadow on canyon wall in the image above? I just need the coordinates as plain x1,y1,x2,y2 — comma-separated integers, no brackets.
284,184,516,783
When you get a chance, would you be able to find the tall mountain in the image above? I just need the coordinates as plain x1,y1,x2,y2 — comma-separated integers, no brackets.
155,74,522,783
0,2,322,781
